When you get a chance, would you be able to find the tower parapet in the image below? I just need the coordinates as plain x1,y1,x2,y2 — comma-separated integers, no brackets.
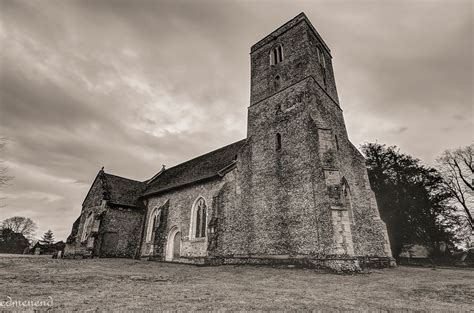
250,12,339,107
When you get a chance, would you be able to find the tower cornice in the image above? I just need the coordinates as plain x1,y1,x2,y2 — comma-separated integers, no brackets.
250,12,331,56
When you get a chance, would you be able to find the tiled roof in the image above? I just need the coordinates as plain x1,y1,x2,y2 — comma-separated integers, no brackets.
103,173,146,207
143,139,246,196
87,139,246,207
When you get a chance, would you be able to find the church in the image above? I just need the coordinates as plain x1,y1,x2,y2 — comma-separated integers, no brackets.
64,13,394,272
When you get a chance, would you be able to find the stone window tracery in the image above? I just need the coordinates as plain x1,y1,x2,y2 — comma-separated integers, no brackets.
190,197,207,239
146,207,161,242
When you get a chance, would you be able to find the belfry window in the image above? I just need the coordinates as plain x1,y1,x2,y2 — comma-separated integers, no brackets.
270,44,284,65
191,197,207,239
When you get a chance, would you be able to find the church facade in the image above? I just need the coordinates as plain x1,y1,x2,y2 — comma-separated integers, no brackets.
65,13,394,271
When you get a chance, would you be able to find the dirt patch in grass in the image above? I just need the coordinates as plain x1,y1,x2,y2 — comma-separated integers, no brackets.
0,255,472,311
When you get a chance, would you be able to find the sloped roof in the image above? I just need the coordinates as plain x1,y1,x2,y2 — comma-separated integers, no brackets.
103,173,146,207
81,139,246,207
143,139,246,197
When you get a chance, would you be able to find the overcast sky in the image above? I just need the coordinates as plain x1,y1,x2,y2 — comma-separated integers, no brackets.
0,0,472,241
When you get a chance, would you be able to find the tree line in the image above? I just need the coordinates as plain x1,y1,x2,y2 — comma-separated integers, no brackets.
362,143,472,259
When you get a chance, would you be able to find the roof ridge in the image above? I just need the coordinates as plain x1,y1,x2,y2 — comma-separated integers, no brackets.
103,172,144,183
143,139,247,197
148,139,246,179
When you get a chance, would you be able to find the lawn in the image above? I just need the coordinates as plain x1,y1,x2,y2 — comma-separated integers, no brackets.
0,254,472,311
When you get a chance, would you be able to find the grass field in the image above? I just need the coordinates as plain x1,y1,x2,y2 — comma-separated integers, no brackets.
0,254,473,311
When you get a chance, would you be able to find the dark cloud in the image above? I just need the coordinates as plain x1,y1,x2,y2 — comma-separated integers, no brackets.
0,0,472,239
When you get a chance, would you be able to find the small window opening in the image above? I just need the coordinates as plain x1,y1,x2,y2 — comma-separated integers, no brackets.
274,75,281,90
276,133,282,151
270,44,284,65
335,134,339,151
317,47,321,63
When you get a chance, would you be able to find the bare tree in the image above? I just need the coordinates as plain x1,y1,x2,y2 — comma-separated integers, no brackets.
1,216,38,239
437,144,473,226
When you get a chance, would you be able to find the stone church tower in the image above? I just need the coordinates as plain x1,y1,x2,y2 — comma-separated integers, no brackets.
228,12,393,268
65,13,393,272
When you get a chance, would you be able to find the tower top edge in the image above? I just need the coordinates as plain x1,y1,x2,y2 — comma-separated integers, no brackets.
250,12,331,55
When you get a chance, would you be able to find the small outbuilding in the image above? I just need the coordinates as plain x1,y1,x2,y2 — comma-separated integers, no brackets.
0,228,29,254
31,241,66,256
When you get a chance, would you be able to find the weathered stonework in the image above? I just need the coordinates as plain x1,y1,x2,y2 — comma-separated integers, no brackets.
65,13,394,272
64,170,145,259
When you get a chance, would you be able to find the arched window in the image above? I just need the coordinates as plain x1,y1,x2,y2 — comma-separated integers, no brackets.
81,213,94,242
190,197,207,239
146,208,161,242
341,178,354,224
270,44,284,65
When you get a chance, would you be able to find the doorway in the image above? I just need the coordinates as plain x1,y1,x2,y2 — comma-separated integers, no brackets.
165,227,181,261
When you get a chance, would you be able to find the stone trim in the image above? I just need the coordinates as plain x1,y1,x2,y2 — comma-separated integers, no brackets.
188,196,209,241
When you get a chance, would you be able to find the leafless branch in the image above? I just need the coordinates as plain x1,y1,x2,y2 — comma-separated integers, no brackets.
437,144,474,226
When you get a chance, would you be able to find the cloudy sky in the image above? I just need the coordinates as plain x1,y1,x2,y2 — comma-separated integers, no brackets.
0,0,472,240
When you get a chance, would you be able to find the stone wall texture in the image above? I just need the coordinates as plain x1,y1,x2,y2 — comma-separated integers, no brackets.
65,13,393,271
64,172,144,259
138,14,393,272
141,179,227,260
